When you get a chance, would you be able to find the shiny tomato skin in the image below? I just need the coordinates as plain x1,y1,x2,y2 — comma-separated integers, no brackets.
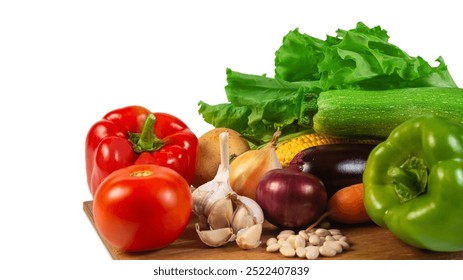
93,164,192,252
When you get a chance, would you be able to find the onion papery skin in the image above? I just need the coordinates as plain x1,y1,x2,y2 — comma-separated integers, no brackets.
256,168,327,230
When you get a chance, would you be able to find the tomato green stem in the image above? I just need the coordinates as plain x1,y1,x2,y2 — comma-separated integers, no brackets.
129,114,165,153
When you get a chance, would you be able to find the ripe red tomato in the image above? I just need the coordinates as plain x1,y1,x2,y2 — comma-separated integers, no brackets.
93,164,192,252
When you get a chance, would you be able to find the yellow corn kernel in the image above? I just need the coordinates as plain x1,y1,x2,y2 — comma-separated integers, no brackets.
276,133,378,167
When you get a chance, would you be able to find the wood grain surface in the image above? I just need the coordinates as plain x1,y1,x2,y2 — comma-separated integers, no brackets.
83,201,463,260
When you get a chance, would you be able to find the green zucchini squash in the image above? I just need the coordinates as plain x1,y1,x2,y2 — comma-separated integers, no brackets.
313,87,463,139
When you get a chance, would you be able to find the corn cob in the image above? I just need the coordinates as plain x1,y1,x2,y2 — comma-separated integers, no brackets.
276,133,379,167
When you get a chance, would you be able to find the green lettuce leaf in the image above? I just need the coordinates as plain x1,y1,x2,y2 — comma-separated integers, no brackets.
198,69,320,142
275,22,457,90
274,28,330,82
197,101,251,133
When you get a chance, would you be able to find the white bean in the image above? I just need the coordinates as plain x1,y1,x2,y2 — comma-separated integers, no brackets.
324,241,343,253
305,246,320,260
337,240,350,250
278,240,291,248
332,234,343,240
319,245,337,257
295,235,306,249
315,228,330,237
277,233,291,240
286,235,298,248
296,247,306,258
325,235,335,241
266,243,281,253
308,234,321,246
266,237,277,246
280,246,296,257
329,229,342,236
298,230,309,241
279,229,296,235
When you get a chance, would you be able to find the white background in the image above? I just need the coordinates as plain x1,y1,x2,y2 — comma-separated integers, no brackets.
1,0,462,279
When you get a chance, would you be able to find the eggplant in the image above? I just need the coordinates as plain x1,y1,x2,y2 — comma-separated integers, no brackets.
288,144,377,197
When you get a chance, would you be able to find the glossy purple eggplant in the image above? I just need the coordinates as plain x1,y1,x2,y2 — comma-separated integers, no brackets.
288,144,376,197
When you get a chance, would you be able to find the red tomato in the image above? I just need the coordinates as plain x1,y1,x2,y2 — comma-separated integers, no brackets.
93,164,192,252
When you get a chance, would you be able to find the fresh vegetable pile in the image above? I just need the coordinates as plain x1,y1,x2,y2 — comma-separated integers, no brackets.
198,22,459,142
86,105,198,252
84,22,463,257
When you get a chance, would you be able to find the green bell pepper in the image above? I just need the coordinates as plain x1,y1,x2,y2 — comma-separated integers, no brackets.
363,115,463,252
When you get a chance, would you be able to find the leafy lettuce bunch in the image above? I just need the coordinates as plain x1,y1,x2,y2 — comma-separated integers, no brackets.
199,22,457,143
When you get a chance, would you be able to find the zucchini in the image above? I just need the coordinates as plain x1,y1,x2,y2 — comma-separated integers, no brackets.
313,87,463,139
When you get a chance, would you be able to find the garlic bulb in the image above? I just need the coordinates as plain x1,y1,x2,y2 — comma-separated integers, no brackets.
192,131,264,249
230,130,282,200
192,132,233,221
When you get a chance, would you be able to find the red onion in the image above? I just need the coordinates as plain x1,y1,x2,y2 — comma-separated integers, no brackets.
255,168,327,230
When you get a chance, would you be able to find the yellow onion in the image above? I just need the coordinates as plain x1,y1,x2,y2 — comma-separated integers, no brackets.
230,130,282,200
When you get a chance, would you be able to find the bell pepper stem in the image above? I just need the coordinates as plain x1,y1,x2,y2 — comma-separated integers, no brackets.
388,156,428,203
388,167,417,188
129,114,165,153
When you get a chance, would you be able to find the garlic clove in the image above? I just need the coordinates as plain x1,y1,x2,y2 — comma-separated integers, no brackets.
195,223,236,247
207,196,234,230
228,192,264,224
231,200,256,233
196,215,209,231
235,195,265,224
235,223,263,249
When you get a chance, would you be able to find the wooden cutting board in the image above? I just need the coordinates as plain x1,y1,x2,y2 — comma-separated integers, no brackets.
83,201,463,260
